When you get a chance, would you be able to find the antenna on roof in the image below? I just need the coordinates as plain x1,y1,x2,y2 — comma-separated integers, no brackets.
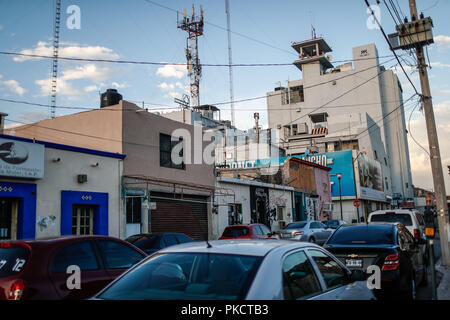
311,25,317,39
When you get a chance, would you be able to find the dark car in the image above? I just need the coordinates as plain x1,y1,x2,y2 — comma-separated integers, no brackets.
0,235,147,300
125,233,194,255
324,219,349,229
218,224,276,240
323,223,427,300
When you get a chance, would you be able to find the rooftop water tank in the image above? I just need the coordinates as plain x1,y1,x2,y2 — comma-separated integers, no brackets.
100,89,122,108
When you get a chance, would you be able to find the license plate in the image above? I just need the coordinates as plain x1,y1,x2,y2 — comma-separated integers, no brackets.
281,233,291,238
345,259,363,268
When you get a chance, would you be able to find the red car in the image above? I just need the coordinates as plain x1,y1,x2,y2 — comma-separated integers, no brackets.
218,224,277,240
0,235,147,300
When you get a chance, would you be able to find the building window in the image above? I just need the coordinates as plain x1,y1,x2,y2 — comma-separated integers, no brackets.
160,133,185,170
384,157,388,166
126,197,142,224
72,205,95,235
290,86,304,103
374,150,378,160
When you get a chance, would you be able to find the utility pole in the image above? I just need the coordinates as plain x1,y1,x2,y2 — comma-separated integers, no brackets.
407,0,450,266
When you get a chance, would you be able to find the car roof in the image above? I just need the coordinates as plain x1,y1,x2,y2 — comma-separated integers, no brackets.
2,235,121,245
338,223,396,231
369,209,417,215
156,239,318,257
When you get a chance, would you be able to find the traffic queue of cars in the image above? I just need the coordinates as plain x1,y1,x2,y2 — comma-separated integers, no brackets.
0,209,428,300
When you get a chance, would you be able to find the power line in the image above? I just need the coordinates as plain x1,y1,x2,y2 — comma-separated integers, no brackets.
364,0,420,96
407,99,430,156
0,50,400,67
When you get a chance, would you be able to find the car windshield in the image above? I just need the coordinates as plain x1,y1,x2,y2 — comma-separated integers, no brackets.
327,226,395,245
222,227,249,238
133,235,161,250
325,220,339,227
370,213,413,226
284,222,307,229
0,246,30,278
97,252,263,300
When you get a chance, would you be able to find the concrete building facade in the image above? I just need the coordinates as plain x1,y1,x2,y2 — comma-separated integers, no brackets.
266,38,414,207
0,134,124,240
4,99,216,240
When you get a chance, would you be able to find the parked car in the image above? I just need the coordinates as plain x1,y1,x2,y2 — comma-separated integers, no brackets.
278,221,333,245
218,224,276,240
92,240,376,300
324,219,349,229
368,209,427,261
324,223,427,300
0,235,147,300
125,233,194,255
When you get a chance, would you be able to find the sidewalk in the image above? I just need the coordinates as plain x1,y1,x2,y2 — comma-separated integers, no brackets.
436,260,450,300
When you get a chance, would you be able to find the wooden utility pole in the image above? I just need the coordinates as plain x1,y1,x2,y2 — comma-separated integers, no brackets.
408,0,450,266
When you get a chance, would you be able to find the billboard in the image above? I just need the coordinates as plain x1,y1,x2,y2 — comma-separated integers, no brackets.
0,137,44,179
356,154,385,201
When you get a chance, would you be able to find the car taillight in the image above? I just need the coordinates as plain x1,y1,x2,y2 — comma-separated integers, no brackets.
382,253,400,271
8,279,25,300
413,229,420,240
293,231,304,236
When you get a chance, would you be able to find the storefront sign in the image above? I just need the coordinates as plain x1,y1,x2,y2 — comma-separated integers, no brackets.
0,138,44,179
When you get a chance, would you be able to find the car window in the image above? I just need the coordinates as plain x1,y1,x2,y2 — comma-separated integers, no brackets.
284,222,307,229
327,225,395,245
163,235,178,247
253,226,263,235
325,220,339,227
0,246,30,278
175,234,193,244
97,253,263,300
310,222,321,229
259,225,271,235
133,235,162,251
415,213,425,226
308,250,347,290
51,241,99,273
282,251,322,300
97,240,144,269
370,213,413,226
222,227,249,238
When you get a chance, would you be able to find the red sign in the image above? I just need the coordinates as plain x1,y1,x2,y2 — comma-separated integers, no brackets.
353,200,361,208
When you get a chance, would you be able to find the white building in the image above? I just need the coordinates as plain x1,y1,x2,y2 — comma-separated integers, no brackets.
0,134,124,240
213,176,294,239
266,38,414,204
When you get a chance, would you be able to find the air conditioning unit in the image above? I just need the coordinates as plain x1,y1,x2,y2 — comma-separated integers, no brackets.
297,123,308,134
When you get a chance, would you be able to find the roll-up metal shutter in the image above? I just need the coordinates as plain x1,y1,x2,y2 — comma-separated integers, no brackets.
150,193,208,240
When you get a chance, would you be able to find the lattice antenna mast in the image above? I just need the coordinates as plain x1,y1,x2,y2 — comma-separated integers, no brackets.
225,0,235,127
177,5,204,108
50,0,62,119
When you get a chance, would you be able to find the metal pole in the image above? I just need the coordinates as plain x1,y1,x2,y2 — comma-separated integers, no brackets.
339,176,343,220
409,0,450,266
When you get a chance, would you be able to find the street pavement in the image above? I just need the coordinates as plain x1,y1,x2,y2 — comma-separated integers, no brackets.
416,235,450,300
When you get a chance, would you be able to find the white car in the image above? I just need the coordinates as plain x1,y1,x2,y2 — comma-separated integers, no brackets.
367,209,427,262
92,240,376,300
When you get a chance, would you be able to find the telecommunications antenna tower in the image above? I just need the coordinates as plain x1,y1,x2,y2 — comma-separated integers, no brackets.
50,0,62,119
177,5,204,108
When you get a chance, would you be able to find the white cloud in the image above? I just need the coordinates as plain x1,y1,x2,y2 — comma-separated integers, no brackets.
35,78,81,98
13,41,119,62
158,82,175,91
111,81,128,89
156,64,187,79
430,62,450,68
60,64,113,82
0,25,3,31
434,35,450,48
0,75,26,96
84,85,99,92
407,100,450,191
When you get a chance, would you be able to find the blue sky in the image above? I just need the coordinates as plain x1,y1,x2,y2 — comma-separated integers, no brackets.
1,0,450,190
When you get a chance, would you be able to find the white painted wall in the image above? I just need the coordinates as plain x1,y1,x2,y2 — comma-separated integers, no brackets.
34,147,123,239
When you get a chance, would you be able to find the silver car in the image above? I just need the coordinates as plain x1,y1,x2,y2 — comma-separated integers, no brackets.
92,240,376,300
278,221,334,245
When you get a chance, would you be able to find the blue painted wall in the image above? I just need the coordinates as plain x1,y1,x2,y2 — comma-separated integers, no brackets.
0,181,36,239
60,191,109,235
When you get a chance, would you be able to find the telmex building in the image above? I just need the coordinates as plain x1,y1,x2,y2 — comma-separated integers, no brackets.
2,91,215,240
266,37,414,215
